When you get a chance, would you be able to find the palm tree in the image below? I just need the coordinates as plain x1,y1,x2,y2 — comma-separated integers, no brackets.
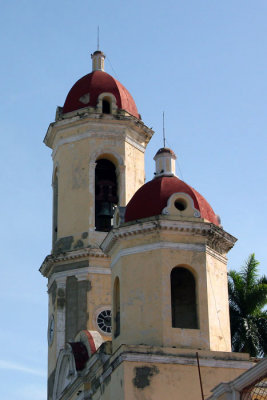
228,254,267,357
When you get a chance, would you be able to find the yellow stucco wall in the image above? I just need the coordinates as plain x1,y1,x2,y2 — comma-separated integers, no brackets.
86,345,252,400
123,361,250,400
110,219,232,353
206,251,232,351
49,116,150,247
125,141,145,204
45,113,153,386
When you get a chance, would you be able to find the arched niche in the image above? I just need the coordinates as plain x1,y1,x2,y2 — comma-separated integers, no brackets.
170,266,198,329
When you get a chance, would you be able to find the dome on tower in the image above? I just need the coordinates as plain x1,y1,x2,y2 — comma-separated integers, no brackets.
62,51,140,119
124,147,220,226
124,176,220,226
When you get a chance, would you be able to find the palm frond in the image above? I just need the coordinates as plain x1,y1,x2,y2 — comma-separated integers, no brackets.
246,284,267,314
228,254,267,357
240,253,259,290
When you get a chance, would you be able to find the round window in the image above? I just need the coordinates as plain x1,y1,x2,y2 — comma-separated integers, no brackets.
96,309,112,334
174,199,187,211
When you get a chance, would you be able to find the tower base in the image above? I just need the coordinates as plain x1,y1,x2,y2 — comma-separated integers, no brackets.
54,343,253,400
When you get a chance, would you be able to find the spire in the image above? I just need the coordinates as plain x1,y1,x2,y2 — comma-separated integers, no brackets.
163,111,166,148
153,147,177,178
91,50,105,72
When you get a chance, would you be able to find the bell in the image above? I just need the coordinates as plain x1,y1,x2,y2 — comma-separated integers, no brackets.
97,202,114,218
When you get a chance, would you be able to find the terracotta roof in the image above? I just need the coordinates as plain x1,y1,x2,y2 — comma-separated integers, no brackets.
124,176,219,226
63,70,139,118
155,147,176,157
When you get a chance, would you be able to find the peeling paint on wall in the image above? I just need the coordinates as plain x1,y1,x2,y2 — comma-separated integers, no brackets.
53,236,74,255
133,365,159,389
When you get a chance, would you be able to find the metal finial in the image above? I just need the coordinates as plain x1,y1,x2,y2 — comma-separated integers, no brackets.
163,111,166,148
97,26,100,50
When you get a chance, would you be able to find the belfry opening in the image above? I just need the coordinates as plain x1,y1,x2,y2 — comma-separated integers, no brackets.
95,159,118,232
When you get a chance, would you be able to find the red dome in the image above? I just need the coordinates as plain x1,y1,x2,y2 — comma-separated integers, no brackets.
63,70,140,119
125,176,219,226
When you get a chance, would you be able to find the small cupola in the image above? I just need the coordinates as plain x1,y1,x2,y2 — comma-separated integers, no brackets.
153,147,177,178
91,50,105,71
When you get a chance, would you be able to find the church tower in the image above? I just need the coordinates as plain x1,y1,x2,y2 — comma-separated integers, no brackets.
99,149,253,399
104,148,235,353
40,50,153,399
41,50,254,400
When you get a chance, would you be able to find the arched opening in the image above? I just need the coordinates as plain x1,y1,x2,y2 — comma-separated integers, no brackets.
95,159,118,232
171,267,198,329
52,171,58,248
113,277,120,338
102,97,111,114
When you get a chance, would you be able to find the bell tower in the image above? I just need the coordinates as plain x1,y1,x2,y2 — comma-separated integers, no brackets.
103,148,235,353
40,50,153,399
98,149,252,400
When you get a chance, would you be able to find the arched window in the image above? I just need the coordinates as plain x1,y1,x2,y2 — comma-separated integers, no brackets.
102,97,111,114
171,267,198,329
113,277,120,338
52,171,58,248
95,159,118,232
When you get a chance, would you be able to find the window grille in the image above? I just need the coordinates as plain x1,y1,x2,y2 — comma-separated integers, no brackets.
241,374,267,400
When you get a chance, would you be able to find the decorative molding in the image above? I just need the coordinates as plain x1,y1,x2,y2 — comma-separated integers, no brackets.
206,246,228,264
52,346,78,400
162,192,201,218
206,227,237,257
125,134,146,153
88,267,111,275
96,92,117,113
119,353,253,370
54,276,67,288
75,272,89,282
40,247,109,278
48,266,111,291
52,130,121,160
89,148,124,166
44,114,153,153
110,242,205,269
102,217,237,256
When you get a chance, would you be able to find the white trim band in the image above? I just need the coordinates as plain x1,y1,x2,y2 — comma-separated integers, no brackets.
111,242,205,268
48,266,111,290
119,353,254,370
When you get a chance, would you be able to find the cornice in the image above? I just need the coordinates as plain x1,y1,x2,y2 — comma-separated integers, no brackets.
51,127,147,160
47,266,111,291
101,217,237,256
44,112,153,150
39,247,109,278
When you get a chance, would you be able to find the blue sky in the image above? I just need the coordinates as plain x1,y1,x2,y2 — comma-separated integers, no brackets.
0,1,266,398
